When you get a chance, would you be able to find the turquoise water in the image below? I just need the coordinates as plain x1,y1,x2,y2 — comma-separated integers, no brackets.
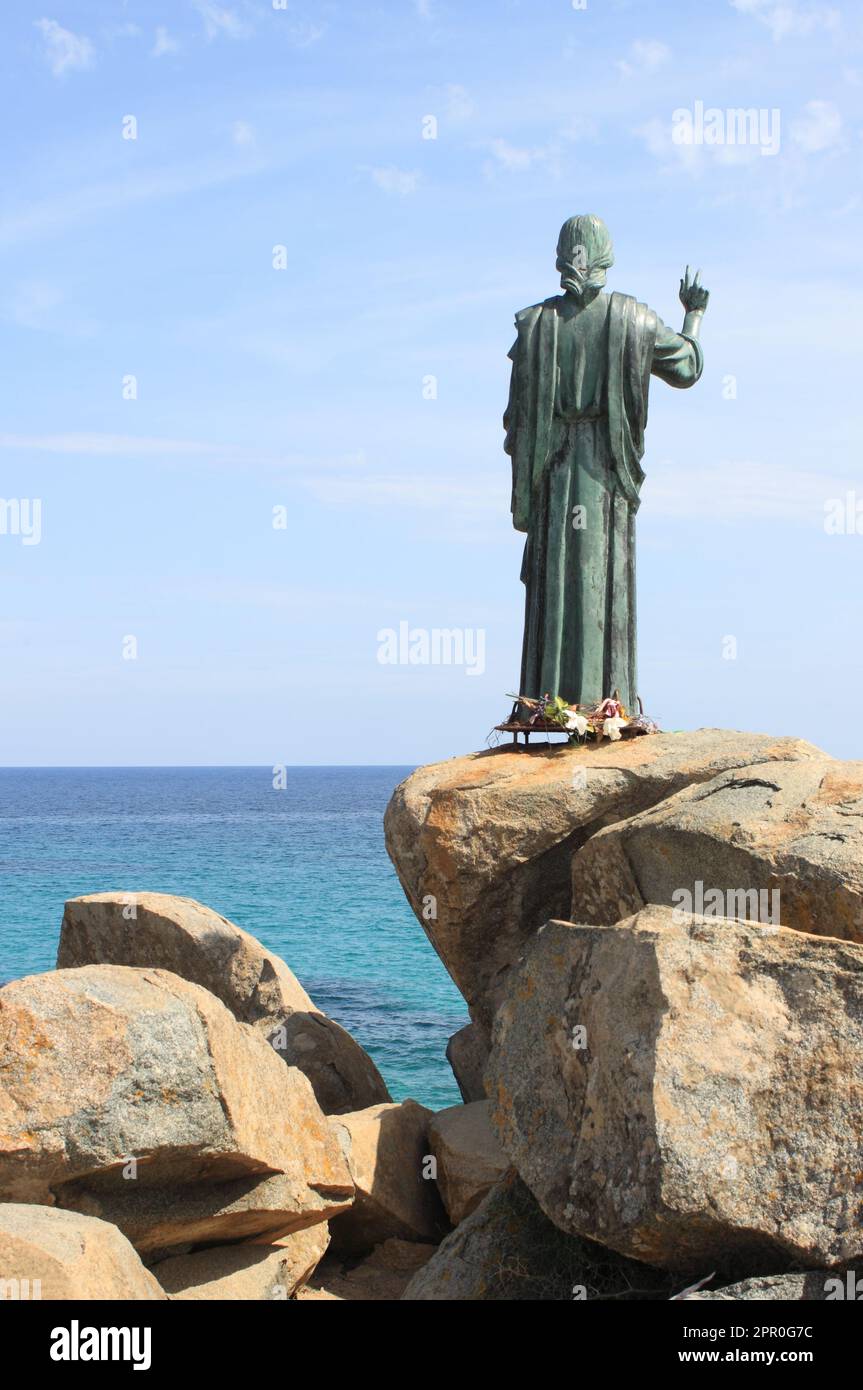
0,766,467,1110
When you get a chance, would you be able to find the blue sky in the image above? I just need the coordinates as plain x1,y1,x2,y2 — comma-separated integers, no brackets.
1,0,861,765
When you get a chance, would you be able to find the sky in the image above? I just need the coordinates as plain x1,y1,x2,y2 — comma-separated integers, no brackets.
0,0,861,766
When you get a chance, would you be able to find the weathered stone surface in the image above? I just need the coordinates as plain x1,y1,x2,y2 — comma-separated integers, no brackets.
329,1101,448,1254
297,1238,438,1301
570,759,863,943
0,1204,165,1301
0,965,353,1219
154,1225,329,1300
428,1101,508,1226
686,1272,835,1301
488,907,863,1273
58,1169,352,1257
402,1170,670,1301
445,1022,488,1102
385,731,824,1029
58,892,390,1114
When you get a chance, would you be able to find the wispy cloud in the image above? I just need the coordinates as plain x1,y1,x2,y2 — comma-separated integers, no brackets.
366,165,420,195
648,460,852,523
283,22,326,49
616,39,671,78
305,472,507,519
0,154,268,248
729,0,841,41
484,138,559,176
192,1,251,41
790,99,842,151
34,18,94,76
232,120,256,147
0,433,368,473
4,281,64,331
152,26,181,58
1,280,99,339
445,84,475,123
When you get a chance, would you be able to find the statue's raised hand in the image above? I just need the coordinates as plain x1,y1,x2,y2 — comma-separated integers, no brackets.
679,266,709,314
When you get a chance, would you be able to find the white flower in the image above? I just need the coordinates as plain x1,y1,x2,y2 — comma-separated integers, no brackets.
603,716,626,741
565,710,589,734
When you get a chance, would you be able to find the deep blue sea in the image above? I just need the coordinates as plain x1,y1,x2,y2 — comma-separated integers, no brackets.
0,767,468,1110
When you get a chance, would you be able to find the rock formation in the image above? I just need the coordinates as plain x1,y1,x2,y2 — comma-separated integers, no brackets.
0,1204,166,1300
58,892,390,1114
445,1022,488,1102
328,1100,448,1254
2,727,860,1302
384,731,823,1030
153,1226,329,1300
427,1100,508,1226
486,907,863,1272
386,729,863,1301
569,757,863,941
0,965,353,1228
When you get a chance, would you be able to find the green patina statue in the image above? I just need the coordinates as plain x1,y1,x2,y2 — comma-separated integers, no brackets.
504,214,708,719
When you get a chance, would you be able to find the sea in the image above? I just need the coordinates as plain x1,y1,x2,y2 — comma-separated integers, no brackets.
0,766,468,1110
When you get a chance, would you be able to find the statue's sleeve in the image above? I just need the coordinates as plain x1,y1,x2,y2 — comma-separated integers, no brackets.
504,333,530,533
503,337,519,456
650,316,703,389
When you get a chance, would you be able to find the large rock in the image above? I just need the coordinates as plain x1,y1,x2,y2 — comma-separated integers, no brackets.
570,758,863,942
686,1272,835,1301
58,892,390,1114
329,1101,448,1254
0,1204,165,1301
153,1226,329,1300
488,907,863,1273
57,1169,351,1258
0,965,353,1224
445,1022,488,1102
428,1101,508,1226
385,731,824,1030
402,1171,670,1300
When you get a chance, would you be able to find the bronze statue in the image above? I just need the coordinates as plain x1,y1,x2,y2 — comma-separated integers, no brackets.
504,214,708,719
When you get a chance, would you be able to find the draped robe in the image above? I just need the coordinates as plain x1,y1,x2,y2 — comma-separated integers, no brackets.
504,290,702,713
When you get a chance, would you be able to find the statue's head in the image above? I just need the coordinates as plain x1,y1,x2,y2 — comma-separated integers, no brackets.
556,214,614,298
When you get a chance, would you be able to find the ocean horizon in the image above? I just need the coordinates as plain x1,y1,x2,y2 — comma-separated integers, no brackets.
0,765,467,1110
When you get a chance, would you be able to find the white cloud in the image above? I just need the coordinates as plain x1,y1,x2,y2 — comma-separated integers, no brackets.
636,117,704,173
484,138,562,176
0,433,369,473
446,84,475,124
487,139,536,172
5,281,64,331
34,18,94,76
232,120,255,147
790,100,842,152
367,166,420,195
284,22,325,48
636,111,775,174
305,472,506,519
0,154,268,248
649,459,852,524
192,1,250,41
616,39,671,78
0,432,235,458
105,23,142,41
152,26,181,57
730,0,840,42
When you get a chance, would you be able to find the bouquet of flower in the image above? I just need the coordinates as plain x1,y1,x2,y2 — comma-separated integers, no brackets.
506,692,660,742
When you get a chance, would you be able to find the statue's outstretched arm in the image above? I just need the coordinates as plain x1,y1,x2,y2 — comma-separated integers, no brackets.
679,266,709,341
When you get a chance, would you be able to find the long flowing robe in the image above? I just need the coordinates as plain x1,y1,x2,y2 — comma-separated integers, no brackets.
504,290,702,713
